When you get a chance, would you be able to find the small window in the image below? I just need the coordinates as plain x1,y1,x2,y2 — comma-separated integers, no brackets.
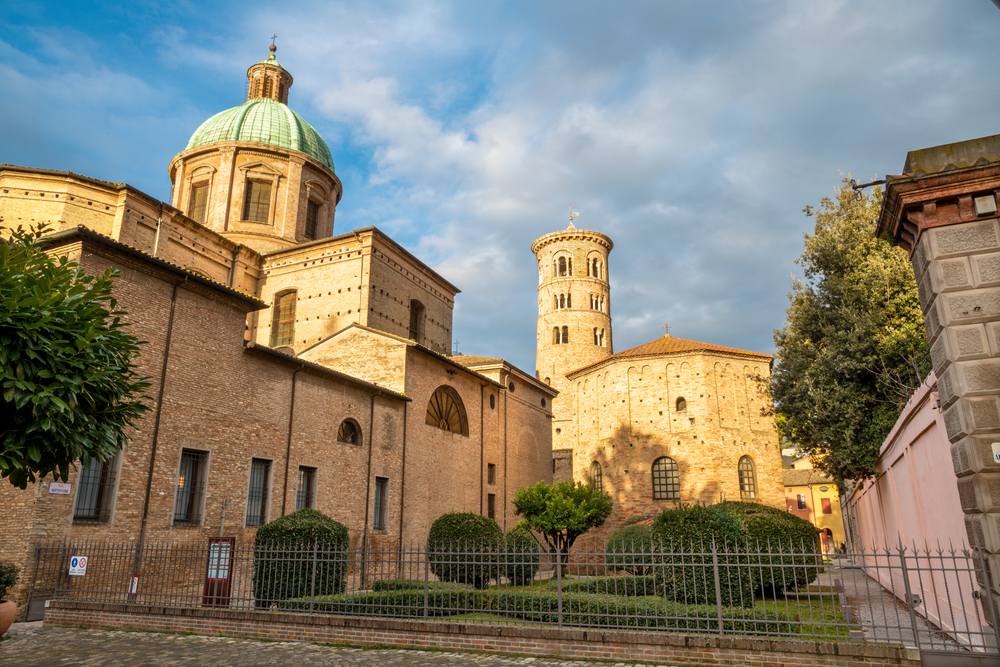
74,455,118,523
174,449,207,526
487,493,496,520
242,179,272,223
566,293,571,308
553,327,560,344
797,494,807,510
188,183,209,224
489,394,496,410
651,456,680,501
675,397,687,412
821,497,833,515
246,458,271,527
487,463,496,485
337,418,362,445
590,460,603,492
558,256,567,276
373,476,389,531
270,290,296,348
425,385,469,435
296,466,317,510
738,456,757,501
561,326,569,344
304,199,321,240
408,299,425,342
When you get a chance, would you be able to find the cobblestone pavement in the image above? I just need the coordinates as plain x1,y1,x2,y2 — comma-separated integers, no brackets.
0,624,673,666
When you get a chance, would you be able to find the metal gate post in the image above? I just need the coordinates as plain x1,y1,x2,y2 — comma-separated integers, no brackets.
555,549,563,626
898,544,922,649
711,542,724,634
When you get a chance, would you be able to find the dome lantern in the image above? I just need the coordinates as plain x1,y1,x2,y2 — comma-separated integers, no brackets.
246,39,293,104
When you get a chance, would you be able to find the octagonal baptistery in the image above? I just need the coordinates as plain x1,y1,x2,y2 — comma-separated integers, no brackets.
168,43,343,253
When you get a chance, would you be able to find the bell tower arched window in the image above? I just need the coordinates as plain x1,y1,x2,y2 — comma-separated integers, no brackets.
558,256,568,276
590,461,603,492
425,385,469,436
561,326,569,344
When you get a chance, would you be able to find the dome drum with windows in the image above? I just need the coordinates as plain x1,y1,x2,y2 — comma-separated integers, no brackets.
168,42,342,252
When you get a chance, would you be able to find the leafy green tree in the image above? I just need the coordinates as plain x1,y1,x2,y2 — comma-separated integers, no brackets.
513,480,612,564
0,225,149,488
771,181,929,482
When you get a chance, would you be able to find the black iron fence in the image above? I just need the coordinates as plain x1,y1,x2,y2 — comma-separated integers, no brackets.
27,539,999,655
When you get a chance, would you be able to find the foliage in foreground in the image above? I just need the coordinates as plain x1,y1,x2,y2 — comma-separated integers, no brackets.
427,512,504,588
0,225,149,488
0,562,18,601
771,181,930,481
605,524,657,575
253,509,349,605
513,481,612,562
504,526,541,585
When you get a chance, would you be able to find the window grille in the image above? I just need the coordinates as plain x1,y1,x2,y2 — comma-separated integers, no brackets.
74,456,117,522
373,476,388,531
590,461,603,492
337,419,362,445
174,449,207,525
242,180,272,223
296,466,316,510
246,458,271,527
270,291,296,348
304,199,320,239
651,457,680,500
738,456,757,500
188,183,209,224
425,385,469,435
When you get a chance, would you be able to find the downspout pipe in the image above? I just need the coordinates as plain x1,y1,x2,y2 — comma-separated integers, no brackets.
360,392,377,588
397,401,408,565
280,364,304,515
131,277,185,595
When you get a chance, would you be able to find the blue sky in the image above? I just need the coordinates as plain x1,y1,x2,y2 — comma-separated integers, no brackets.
3,1,1000,372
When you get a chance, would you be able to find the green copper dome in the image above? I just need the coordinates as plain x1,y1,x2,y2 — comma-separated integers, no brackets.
185,98,334,171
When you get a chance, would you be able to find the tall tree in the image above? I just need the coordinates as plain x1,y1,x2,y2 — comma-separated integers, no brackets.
771,181,929,482
513,480,612,564
0,226,149,488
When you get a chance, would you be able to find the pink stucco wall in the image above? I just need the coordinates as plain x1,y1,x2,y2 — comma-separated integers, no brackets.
845,373,987,644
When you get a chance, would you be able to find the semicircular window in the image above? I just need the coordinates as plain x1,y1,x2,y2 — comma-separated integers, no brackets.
425,385,469,436
337,418,362,445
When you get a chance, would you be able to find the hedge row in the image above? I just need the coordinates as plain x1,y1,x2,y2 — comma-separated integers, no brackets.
282,587,797,634
558,574,659,596
371,579,472,592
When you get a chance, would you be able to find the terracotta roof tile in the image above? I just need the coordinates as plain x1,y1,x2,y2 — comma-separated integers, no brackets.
569,335,769,376
450,355,504,366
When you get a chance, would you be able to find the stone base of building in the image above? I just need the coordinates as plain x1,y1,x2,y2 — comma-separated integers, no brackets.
44,600,920,666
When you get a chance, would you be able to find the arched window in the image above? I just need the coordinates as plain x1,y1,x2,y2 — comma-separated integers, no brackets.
263,76,273,99
558,256,567,276
425,385,469,436
675,397,687,412
590,461,603,492
408,299,425,342
566,293,571,308
337,418,362,445
561,326,569,344
553,327,560,344
738,456,757,500
652,457,680,500
559,294,565,309
270,290,297,348
553,295,559,309
593,327,599,345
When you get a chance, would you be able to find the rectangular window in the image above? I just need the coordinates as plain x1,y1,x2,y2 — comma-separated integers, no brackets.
188,183,209,223
245,458,271,527
821,497,833,515
305,199,321,239
242,180,272,223
373,476,389,531
796,494,807,510
270,291,297,348
487,493,496,520
296,466,316,510
174,449,208,525
487,463,496,485
74,455,117,522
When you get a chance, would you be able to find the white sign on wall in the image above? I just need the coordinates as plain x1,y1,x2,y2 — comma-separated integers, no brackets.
992,442,1000,464
68,555,88,576
48,482,71,495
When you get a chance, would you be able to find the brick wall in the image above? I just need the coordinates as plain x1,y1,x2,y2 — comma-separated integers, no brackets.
44,601,922,667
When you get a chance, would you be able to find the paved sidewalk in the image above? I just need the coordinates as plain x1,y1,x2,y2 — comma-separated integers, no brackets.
0,624,671,666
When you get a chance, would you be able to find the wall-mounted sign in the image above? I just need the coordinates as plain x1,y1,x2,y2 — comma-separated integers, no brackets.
68,555,88,576
48,482,71,495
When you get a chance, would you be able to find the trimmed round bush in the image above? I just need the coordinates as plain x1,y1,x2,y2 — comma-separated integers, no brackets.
651,505,753,607
427,512,504,589
253,509,349,607
606,524,657,575
720,501,821,594
0,562,18,601
504,526,541,585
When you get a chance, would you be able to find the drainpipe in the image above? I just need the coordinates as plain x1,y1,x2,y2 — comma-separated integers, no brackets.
227,243,242,288
131,277,185,597
279,364,303,515
396,401,408,565
359,392,376,588
503,377,509,531
479,384,485,515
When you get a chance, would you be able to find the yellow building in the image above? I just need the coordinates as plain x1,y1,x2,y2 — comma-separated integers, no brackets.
782,454,845,553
